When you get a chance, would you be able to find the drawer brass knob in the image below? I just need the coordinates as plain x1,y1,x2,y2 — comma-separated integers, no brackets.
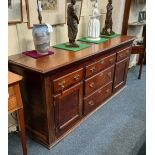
120,54,124,58
126,51,129,55
90,67,95,73
108,72,112,78
100,60,104,64
58,80,65,91
109,58,113,63
98,89,102,94
89,100,94,106
74,75,80,81
100,72,104,77
106,89,110,93
89,82,94,88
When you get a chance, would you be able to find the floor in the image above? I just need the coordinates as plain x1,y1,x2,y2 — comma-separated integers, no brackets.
8,66,146,155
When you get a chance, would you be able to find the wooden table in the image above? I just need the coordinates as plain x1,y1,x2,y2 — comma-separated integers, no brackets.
8,71,27,155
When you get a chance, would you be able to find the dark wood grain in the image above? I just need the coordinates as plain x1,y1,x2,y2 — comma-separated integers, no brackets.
53,68,84,94
121,0,132,35
84,82,112,115
85,53,116,78
113,57,130,92
116,47,131,62
54,82,83,137
8,36,134,74
85,65,114,96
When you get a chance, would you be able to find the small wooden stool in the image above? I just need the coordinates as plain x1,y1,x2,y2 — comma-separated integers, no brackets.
8,71,27,155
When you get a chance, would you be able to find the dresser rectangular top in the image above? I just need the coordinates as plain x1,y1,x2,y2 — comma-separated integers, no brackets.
8,36,134,74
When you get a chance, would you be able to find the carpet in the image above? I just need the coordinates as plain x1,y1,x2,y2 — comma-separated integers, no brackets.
8,66,146,155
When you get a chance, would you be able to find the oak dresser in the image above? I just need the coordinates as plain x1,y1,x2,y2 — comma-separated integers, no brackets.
8,36,134,149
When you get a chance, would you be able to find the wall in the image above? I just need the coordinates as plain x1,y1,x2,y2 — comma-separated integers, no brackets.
8,0,126,56
8,0,126,132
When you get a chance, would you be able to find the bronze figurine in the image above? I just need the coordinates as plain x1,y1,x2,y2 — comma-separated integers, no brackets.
66,0,79,48
102,0,114,36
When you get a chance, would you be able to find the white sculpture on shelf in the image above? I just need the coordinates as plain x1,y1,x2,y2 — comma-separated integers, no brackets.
87,0,101,41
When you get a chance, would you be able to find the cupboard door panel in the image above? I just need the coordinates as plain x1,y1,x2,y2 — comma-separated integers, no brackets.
114,58,129,92
54,82,83,137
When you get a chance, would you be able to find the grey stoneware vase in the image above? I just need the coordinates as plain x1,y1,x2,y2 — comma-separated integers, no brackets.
32,24,52,55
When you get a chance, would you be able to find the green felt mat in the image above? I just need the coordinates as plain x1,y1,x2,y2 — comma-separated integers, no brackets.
100,33,120,38
53,43,91,52
78,37,108,44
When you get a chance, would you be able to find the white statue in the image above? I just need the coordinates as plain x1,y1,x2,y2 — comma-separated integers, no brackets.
87,0,100,41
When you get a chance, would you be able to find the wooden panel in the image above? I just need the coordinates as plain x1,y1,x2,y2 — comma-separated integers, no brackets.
8,85,23,113
8,95,18,112
54,82,83,137
97,53,116,71
121,0,132,35
8,71,23,86
84,82,112,115
53,68,83,94
85,65,114,96
117,47,131,62
114,58,129,92
85,53,116,78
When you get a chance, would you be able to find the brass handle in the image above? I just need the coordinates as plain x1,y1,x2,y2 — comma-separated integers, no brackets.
90,67,95,73
120,54,124,58
74,75,80,81
100,60,104,64
106,89,110,93
89,82,94,88
100,72,104,77
109,58,113,63
108,72,112,78
89,100,94,106
126,51,129,55
98,89,102,94
58,80,65,91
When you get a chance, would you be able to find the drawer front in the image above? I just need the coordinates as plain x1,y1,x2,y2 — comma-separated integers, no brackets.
53,68,83,93
85,61,98,78
85,65,114,96
8,87,17,112
98,53,116,71
84,82,112,115
85,53,116,78
117,48,131,62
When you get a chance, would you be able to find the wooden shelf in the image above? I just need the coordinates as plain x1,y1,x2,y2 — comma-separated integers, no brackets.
128,21,146,26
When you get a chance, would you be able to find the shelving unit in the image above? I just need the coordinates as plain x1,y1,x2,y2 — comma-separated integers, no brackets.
122,0,146,79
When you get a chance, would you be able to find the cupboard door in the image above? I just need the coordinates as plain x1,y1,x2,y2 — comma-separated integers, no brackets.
114,58,129,92
54,82,83,137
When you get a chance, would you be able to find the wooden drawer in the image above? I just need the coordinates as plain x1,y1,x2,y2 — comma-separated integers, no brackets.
84,82,112,115
117,48,131,62
85,53,116,78
53,68,83,94
85,61,98,78
98,53,116,71
8,87,17,112
85,65,114,96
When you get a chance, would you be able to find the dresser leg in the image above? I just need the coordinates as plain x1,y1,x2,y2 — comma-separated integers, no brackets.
17,109,27,155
